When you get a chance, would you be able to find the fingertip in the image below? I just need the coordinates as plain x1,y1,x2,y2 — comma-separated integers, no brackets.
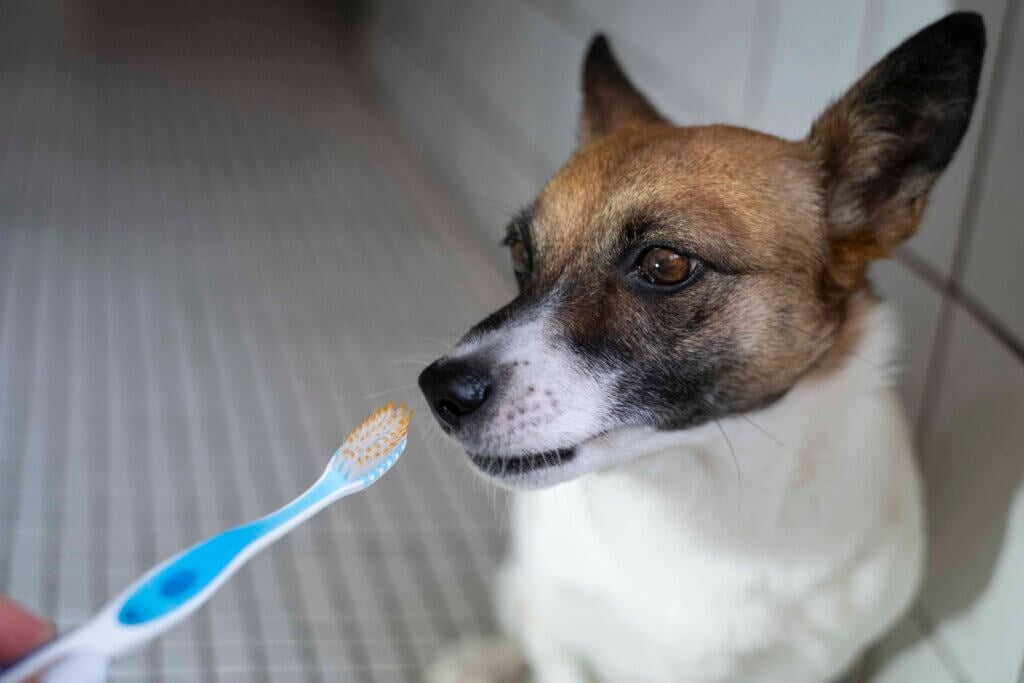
0,596,56,665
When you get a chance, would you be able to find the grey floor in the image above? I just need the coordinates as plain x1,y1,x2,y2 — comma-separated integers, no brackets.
0,2,515,681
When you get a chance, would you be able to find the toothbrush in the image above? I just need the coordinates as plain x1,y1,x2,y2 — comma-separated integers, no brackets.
0,403,413,683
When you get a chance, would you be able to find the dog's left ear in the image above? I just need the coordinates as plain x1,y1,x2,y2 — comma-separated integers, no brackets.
580,35,666,146
809,12,985,293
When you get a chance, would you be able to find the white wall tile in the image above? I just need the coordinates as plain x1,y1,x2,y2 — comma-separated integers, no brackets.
758,0,867,140
372,29,541,250
383,0,768,178
567,0,761,125
379,0,558,179
529,17,588,175
961,2,1024,342
918,306,1024,682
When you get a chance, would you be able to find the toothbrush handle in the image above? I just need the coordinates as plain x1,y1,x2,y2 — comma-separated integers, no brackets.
116,521,267,625
114,468,353,628
0,470,356,683
42,653,108,683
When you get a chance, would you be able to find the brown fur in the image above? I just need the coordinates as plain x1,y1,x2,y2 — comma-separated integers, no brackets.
527,122,840,407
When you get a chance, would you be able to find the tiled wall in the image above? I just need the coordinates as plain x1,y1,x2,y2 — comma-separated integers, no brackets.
368,1,1024,680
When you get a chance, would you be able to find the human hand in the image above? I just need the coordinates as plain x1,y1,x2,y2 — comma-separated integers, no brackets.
0,596,54,668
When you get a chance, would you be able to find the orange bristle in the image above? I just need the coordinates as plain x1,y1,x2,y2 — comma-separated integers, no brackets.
335,402,413,475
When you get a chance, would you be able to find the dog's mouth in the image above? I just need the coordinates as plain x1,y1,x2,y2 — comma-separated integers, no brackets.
469,448,577,477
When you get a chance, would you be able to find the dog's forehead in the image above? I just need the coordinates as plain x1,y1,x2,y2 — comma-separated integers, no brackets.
531,125,825,273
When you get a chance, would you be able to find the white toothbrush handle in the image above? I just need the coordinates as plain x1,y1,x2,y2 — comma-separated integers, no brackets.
41,653,108,683
0,471,363,683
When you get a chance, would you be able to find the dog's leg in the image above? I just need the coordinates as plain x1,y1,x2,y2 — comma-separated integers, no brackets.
495,563,594,683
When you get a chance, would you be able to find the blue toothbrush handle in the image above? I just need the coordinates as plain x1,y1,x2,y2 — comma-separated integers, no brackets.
117,523,265,625
118,468,347,627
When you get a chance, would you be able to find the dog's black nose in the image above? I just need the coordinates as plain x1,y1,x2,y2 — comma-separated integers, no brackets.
418,358,492,433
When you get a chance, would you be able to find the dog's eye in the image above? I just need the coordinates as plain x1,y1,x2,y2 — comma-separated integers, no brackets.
639,247,691,286
505,235,531,277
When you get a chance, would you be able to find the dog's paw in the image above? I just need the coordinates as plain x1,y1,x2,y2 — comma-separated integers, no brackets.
425,637,529,683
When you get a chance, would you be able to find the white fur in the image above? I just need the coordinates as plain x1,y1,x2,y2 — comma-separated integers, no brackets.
435,304,924,683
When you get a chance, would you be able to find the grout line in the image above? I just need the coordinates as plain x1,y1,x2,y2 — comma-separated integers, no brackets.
912,0,1021,447
854,0,888,72
898,249,1024,365
911,604,971,683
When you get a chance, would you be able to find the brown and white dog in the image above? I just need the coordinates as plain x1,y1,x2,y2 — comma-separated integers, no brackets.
419,13,985,683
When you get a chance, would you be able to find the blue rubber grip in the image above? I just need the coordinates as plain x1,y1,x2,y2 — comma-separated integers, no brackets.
117,471,343,626
117,524,262,625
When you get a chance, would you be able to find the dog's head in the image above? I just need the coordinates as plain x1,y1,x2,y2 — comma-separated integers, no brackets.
419,13,985,488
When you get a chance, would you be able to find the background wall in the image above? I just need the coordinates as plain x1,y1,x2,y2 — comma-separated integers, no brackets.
369,1,1024,680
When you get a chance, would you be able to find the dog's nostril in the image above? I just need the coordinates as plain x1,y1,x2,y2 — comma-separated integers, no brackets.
438,399,461,420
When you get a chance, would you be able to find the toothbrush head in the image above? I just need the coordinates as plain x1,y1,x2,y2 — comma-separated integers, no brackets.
333,402,413,484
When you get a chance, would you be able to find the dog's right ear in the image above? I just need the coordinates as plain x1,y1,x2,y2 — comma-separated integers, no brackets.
580,35,665,146
808,12,985,297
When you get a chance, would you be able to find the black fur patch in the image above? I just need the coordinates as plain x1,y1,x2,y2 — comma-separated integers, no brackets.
812,12,985,225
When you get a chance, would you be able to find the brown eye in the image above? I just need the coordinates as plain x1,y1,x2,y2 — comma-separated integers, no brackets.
508,237,530,276
639,247,691,286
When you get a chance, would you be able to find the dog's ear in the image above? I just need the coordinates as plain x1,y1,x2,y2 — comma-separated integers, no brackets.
580,35,665,146
809,12,985,294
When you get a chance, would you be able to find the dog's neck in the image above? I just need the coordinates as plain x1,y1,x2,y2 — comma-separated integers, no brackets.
552,301,905,558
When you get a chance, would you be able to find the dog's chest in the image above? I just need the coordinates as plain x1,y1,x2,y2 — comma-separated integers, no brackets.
510,474,804,663
504,418,923,681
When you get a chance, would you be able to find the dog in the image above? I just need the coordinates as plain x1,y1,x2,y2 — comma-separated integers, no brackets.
418,13,985,683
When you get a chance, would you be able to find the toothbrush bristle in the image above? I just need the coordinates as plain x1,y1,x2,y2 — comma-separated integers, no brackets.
334,402,413,481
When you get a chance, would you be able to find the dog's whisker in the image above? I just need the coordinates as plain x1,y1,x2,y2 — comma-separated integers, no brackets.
699,402,741,493
775,319,886,373
735,413,788,449
386,358,431,367
363,383,418,399
411,334,455,350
